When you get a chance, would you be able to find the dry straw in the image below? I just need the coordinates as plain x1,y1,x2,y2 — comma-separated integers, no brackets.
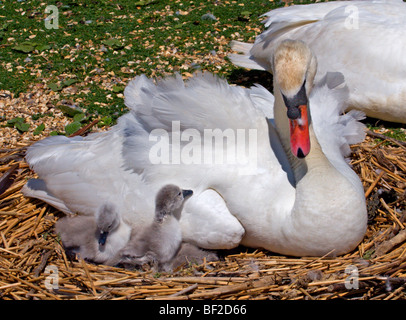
0,131,405,300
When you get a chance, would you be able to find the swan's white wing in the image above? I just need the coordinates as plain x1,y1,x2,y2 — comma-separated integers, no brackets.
23,131,144,216
22,179,73,215
25,73,276,250
25,72,303,252
121,72,275,175
120,73,278,249
124,72,266,131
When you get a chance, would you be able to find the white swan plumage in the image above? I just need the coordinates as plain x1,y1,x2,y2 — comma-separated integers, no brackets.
229,0,406,123
23,40,367,257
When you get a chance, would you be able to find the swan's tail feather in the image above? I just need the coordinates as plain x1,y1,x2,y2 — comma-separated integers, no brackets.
23,136,88,213
229,40,253,55
22,179,74,215
260,0,372,35
228,41,265,70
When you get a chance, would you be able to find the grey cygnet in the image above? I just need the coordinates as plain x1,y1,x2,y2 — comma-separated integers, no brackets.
56,202,130,264
162,242,219,272
116,184,193,269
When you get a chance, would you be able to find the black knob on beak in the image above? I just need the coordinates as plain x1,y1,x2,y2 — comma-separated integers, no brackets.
98,231,109,246
182,189,193,198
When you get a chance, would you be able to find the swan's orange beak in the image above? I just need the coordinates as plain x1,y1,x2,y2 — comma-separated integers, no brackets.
289,104,310,158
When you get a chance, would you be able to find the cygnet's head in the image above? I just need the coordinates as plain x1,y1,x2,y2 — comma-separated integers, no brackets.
155,184,193,221
96,202,120,246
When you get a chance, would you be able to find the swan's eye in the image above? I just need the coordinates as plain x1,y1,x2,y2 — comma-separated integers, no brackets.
178,192,182,196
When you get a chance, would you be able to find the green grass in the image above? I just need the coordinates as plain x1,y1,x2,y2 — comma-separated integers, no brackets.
0,0,282,119
1,0,405,142
365,118,406,144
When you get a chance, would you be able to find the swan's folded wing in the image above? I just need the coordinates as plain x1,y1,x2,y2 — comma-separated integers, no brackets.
24,131,130,215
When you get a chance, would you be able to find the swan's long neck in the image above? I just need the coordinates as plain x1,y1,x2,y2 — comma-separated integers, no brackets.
274,84,308,183
272,81,366,256
274,78,346,187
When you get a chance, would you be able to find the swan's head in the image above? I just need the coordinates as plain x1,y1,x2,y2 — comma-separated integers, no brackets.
155,184,193,222
272,40,317,158
96,202,120,246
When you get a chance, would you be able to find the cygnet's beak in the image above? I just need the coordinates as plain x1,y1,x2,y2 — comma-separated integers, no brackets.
282,82,310,158
182,189,193,198
98,231,109,246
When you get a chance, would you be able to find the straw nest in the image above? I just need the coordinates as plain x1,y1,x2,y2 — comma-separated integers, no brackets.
0,131,405,300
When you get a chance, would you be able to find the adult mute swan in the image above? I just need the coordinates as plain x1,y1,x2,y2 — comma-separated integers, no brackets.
23,40,367,257
229,0,406,123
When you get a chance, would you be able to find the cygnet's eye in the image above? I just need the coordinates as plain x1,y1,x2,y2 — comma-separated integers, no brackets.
178,191,182,196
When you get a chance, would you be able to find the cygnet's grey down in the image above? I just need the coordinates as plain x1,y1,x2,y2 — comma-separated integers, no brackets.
163,242,219,271
55,202,131,264
110,184,194,269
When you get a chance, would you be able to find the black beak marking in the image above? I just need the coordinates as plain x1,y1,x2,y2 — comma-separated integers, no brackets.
98,231,109,246
182,189,193,198
287,106,301,120
282,81,307,120
297,148,306,159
